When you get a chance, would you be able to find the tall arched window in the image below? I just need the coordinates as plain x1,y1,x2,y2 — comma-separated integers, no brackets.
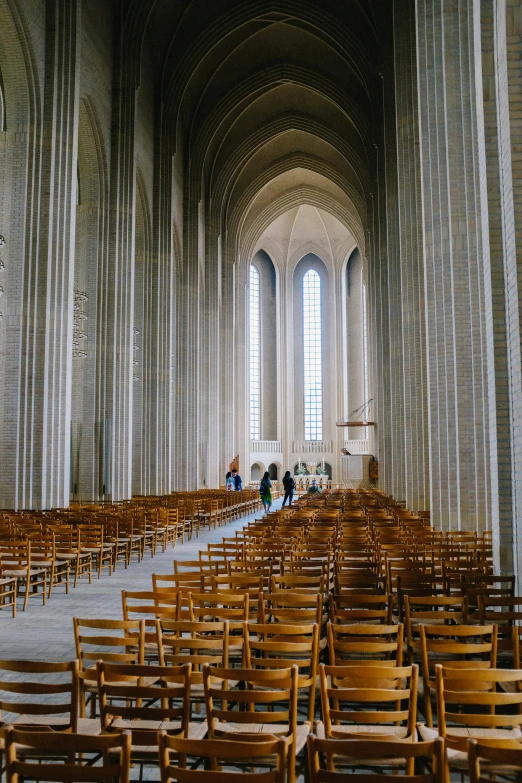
249,264,261,440
362,281,368,403
303,269,322,440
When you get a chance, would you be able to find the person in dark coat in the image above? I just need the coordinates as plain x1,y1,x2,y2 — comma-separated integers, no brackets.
282,470,295,507
232,469,242,491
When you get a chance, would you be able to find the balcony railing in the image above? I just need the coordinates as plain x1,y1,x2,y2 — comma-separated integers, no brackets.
292,440,333,454
344,439,370,454
250,440,282,453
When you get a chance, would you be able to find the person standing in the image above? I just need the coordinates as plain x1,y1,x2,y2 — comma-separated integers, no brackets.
226,471,235,491
282,470,295,507
232,469,242,491
259,471,272,512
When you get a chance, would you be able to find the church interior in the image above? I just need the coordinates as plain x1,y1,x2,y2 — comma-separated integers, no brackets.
1,0,522,779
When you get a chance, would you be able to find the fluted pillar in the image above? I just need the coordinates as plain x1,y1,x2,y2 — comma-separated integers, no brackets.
104,1,154,499
416,0,492,532
393,0,429,512
17,0,80,509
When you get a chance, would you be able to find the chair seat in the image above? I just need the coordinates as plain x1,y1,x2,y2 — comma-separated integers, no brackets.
315,721,411,740
77,718,102,735
214,721,310,753
418,723,522,767
108,720,207,755
3,567,44,577
11,715,74,730
81,672,159,691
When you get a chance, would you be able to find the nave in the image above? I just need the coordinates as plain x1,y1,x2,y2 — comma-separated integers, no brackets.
0,487,520,783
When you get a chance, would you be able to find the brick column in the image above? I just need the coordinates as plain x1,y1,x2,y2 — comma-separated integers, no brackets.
104,1,153,500
416,0,492,532
35,0,80,508
394,0,429,512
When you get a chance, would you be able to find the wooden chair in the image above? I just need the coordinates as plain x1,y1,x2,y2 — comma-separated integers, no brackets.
117,517,145,563
28,532,70,598
79,525,114,578
158,732,288,783
478,595,522,665
395,575,448,619
211,574,264,615
327,622,404,666
133,514,157,558
468,738,522,783
48,524,93,586
307,735,444,783
203,663,309,783
122,589,180,660
245,621,320,721
189,592,248,661
4,727,132,783
197,500,222,533
73,617,145,717
107,517,135,568
0,540,47,611
97,660,205,769
404,595,468,664
260,592,325,633
159,508,183,547
0,659,79,734
424,666,522,775
0,566,16,617
156,619,230,714
419,623,498,727
317,663,418,741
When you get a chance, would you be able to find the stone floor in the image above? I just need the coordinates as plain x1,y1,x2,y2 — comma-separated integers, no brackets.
0,498,282,660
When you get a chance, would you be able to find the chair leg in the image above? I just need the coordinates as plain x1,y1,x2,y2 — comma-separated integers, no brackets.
424,685,433,727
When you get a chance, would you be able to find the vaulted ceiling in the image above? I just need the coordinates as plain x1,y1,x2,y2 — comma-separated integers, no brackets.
139,0,390,262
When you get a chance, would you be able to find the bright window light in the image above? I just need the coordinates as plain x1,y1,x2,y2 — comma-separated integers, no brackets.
250,265,261,440
303,269,322,440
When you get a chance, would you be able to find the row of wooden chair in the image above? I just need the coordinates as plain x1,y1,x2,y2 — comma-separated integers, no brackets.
4,653,522,783
0,490,261,616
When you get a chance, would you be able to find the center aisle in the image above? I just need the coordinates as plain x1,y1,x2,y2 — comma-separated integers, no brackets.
0,495,283,660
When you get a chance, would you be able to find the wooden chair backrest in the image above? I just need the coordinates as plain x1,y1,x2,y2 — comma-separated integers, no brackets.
97,660,191,745
203,664,298,738
158,732,287,783
188,592,249,628
319,662,418,739
419,624,498,685
436,665,522,752
327,622,404,666
0,658,79,732
73,617,145,680
307,734,444,783
156,619,230,684
329,593,392,625
5,727,132,783
468,738,522,783
260,592,323,625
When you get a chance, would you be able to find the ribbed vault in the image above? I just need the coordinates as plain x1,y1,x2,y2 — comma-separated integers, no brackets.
139,0,387,264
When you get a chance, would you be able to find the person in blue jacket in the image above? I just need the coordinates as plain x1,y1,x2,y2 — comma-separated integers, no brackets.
232,469,242,491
